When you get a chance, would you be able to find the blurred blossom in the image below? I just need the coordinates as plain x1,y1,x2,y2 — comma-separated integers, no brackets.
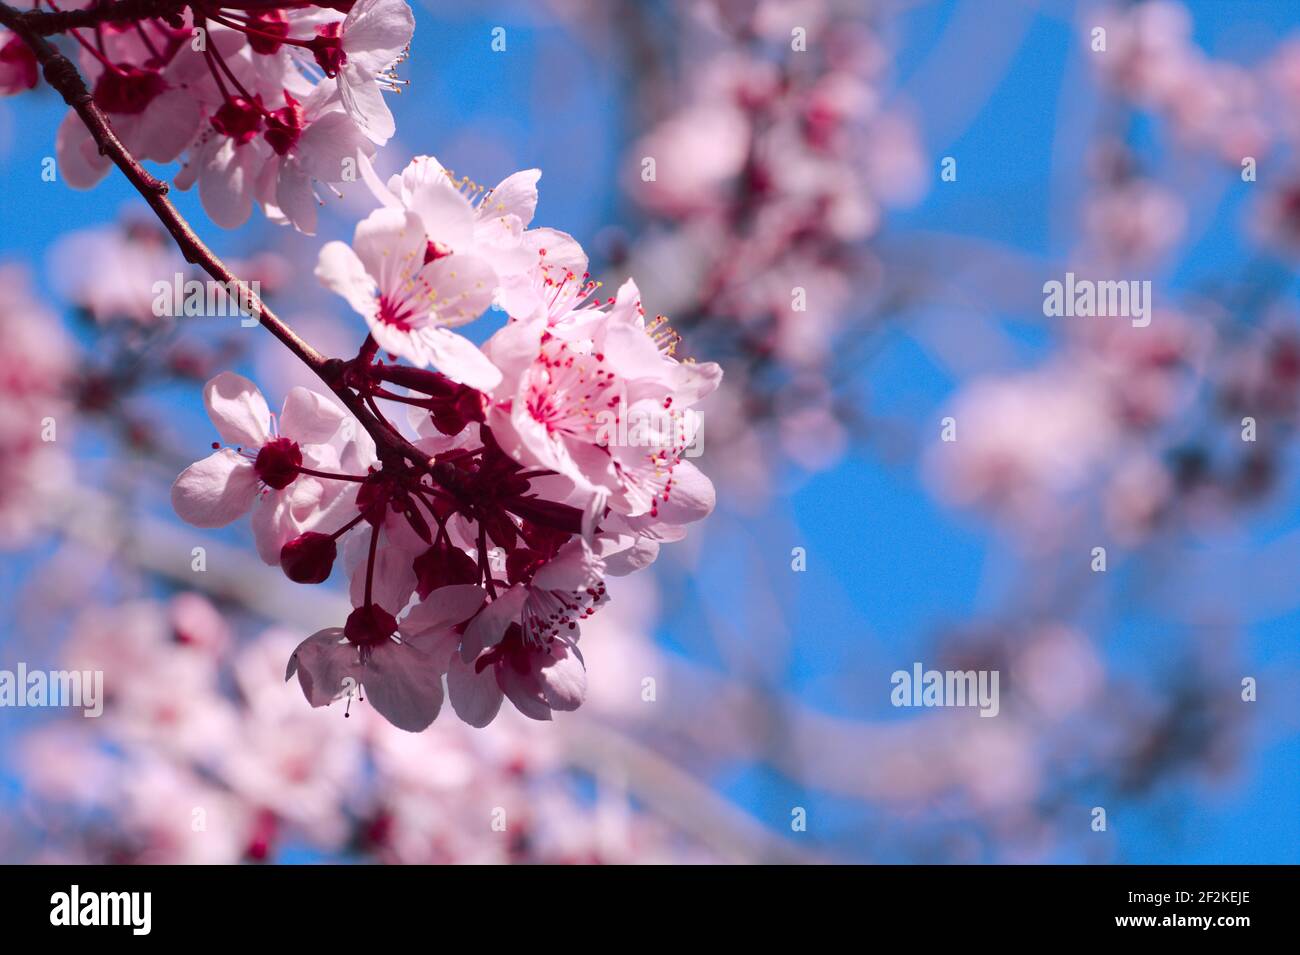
926,367,1117,531
1082,178,1187,267
0,264,74,545
620,3,924,481
8,594,716,864
48,220,185,326
1092,1,1269,163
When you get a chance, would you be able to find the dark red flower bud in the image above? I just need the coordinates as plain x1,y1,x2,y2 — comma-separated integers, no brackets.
345,604,399,648
93,64,166,115
413,539,480,599
506,547,546,587
254,436,302,489
280,532,337,584
504,495,584,535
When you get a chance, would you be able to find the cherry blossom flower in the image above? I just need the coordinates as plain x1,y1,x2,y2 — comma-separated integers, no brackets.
362,154,542,283
485,277,722,519
177,77,376,234
286,583,485,731
308,0,414,143
315,206,501,387
442,535,604,726
44,6,411,232
170,372,360,563
56,16,211,189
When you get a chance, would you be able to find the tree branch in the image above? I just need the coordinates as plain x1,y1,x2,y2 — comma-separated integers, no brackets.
12,0,189,36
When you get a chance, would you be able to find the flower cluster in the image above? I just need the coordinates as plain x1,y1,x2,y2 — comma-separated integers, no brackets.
170,157,722,730
41,0,413,233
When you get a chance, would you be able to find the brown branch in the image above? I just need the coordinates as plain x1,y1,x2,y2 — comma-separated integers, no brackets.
14,0,189,36
0,0,466,493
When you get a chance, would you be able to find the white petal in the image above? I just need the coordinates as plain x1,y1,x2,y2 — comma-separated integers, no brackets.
344,0,414,64
275,163,319,235
280,387,345,444
203,372,272,447
316,240,378,319
171,450,259,528
482,169,541,227
417,327,502,391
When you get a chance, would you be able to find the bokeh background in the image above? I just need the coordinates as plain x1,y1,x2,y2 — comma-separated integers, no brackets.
1,0,1298,863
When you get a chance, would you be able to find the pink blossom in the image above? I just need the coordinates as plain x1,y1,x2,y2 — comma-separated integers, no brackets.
361,154,542,283
170,372,359,564
286,583,485,731
485,278,722,519
320,0,414,143
315,206,501,387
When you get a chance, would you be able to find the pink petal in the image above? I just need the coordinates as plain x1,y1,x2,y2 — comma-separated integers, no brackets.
204,372,272,448
446,653,504,727
536,640,586,712
497,659,553,721
404,171,476,251
200,138,258,230
401,584,486,637
346,519,419,612
353,207,426,291
421,253,497,328
417,327,501,391
286,628,361,707
55,110,111,189
461,585,529,661
171,450,259,527
362,641,444,732
655,459,716,525
280,387,345,444
316,240,377,318
275,162,319,236
483,169,541,228
298,109,375,178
